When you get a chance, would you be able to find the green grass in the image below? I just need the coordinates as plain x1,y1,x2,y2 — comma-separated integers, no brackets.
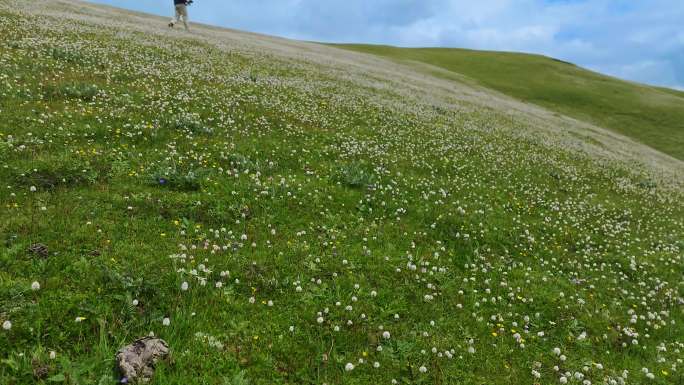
1,3,683,385
334,44,684,160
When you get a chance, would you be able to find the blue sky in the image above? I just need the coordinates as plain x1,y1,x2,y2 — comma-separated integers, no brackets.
88,0,684,90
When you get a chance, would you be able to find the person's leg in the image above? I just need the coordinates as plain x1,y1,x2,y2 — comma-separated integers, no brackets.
169,5,181,27
180,5,189,30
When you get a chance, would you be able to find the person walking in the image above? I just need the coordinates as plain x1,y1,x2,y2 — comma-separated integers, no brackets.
169,0,191,30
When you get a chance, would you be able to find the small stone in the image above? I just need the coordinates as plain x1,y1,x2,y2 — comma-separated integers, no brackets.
116,337,169,384
28,243,49,258
32,358,49,380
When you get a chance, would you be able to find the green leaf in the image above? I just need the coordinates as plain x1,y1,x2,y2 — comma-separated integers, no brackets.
1,358,19,372
47,373,66,382
98,374,114,385
224,370,250,385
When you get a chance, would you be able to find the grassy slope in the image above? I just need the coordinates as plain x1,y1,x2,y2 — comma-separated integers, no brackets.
1,3,683,385
335,45,684,160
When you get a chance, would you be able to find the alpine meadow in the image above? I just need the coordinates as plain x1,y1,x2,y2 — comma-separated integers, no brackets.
0,1,683,385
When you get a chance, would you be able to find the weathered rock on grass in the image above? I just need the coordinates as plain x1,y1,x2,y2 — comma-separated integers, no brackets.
28,243,49,258
116,338,169,384
31,358,49,380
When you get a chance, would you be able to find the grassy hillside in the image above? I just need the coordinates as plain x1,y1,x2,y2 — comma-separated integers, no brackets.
336,45,684,160
1,1,683,385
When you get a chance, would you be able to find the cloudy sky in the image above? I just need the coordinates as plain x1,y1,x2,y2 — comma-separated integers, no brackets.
88,0,684,90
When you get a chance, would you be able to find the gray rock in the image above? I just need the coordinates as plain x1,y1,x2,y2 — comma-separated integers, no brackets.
116,337,169,384
28,243,49,258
